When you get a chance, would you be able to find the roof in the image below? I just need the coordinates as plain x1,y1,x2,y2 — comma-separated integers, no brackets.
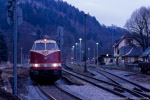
113,33,141,47
119,44,143,57
142,47,150,57
34,39,56,43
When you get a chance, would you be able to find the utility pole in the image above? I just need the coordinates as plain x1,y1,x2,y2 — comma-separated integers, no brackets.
112,24,114,54
13,0,18,96
6,0,23,96
84,14,87,72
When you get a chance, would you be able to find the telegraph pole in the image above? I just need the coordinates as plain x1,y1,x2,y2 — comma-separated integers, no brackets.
13,0,18,96
6,0,23,96
112,24,114,53
84,14,87,72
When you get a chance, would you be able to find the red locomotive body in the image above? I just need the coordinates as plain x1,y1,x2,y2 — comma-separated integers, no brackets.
29,39,61,82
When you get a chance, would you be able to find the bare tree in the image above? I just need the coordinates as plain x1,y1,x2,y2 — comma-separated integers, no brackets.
125,7,150,51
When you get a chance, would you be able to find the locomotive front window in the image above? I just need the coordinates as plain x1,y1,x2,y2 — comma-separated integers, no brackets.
46,43,56,50
56,44,59,50
32,43,35,50
35,43,45,50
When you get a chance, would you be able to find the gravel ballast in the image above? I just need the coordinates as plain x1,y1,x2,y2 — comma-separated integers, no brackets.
65,84,121,100
62,72,121,100
102,68,150,89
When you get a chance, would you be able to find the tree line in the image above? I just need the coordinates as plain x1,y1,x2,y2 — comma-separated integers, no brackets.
125,7,150,51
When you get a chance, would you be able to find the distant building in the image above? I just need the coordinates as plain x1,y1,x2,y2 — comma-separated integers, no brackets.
98,54,115,65
113,33,143,64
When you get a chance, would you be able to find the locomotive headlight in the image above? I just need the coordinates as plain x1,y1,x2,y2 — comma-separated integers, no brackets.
34,64,39,67
44,39,47,42
52,63,61,67
52,63,57,67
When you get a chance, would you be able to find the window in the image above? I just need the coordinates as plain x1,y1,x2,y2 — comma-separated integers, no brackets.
32,43,35,50
56,44,59,50
35,43,45,50
110,59,113,63
46,43,58,50
126,39,133,44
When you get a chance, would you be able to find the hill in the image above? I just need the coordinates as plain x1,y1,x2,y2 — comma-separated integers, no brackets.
0,0,124,62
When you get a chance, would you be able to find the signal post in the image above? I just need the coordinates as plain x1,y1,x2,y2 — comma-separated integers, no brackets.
6,0,23,96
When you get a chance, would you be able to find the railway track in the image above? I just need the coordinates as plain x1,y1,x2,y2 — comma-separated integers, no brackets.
3,69,82,100
38,83,82,100
63,65,149,100
94,69,150,99
37,85,56,100
62,68,132,100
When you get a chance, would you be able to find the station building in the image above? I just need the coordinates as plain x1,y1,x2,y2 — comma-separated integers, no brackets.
113,33,143,65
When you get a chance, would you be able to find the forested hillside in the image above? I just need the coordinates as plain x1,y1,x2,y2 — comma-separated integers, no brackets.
0,0,124,61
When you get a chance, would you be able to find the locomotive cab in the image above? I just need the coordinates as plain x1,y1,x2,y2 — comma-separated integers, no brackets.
29,39,61,82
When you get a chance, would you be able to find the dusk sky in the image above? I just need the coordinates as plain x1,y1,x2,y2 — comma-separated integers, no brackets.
63,0,150,28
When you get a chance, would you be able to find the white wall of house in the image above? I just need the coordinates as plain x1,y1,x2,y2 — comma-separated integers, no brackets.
104,58,115,65
133,39,141,46
123,56,142,64
114,38,140,57
114,37,143,65
118,39,126,49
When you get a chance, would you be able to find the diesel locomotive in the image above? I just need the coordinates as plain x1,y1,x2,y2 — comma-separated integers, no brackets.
29,39,61,82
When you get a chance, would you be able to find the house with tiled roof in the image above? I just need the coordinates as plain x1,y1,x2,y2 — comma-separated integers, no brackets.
113,33,143,64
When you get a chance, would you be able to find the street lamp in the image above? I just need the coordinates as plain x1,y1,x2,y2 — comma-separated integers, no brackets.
79,38,82,65
88,48,90,60
75,43,78,64
82,51,84,62
72,46,75,62
106,54,109,57
96,43,99,66
93,47,95,60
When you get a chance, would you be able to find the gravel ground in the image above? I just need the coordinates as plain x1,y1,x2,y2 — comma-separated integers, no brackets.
65,64,126,100
102,68,150,89
40,85,78,100
90,70,117,84
0,68,20,100
65,84,122,100
23,84,49,100
63,72,122,100
0,87,20,100
1,65,139,100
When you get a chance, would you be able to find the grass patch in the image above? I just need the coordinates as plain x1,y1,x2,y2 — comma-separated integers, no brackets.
65,64,94,77
66,64,84,72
